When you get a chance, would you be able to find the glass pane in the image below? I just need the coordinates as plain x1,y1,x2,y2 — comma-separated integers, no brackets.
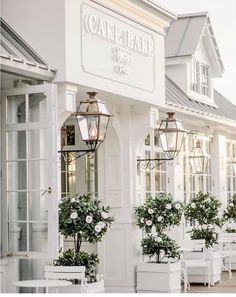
161,173,166,191
8,222,27,252
7,161,27,190
29,223,48,252
145,134,150,146
28,93,46,122
146,172,151,191
28,160,47,190
7,131,26,160
7,95,26,124
29,192,48,221
155,172,160,191
28,129,47,159
8,192,27,221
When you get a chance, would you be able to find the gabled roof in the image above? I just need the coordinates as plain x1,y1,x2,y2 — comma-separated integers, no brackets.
0,17,46,64
165,12,224,76
0,17,55,81
165,75,236,123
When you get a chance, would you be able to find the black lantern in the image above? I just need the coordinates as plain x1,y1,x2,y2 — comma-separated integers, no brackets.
76,91,111,150
189,140,209,174
157,112,186,159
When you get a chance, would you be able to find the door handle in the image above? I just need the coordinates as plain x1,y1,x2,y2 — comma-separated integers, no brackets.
41,187,52,196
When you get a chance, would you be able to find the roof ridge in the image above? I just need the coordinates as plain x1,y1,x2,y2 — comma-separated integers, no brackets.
177,12,208,18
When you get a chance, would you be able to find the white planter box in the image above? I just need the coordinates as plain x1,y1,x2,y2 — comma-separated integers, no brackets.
57,280,104,293
184,250,221,285
136,262,181,293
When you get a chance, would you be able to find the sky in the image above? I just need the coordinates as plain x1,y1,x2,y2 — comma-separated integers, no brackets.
157,0,236,104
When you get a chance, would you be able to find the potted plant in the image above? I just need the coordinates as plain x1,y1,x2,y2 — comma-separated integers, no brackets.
223,194,236,233
135,193,184,293
185,191,222,285
222,194,236,269
53,194,114,292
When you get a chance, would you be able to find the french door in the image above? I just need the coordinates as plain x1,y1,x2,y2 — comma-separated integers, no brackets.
1,84,58,259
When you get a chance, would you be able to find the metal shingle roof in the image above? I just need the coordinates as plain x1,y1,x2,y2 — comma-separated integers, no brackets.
166,75,236,121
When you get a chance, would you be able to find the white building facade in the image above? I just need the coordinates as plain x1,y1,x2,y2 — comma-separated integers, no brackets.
0,0,236,293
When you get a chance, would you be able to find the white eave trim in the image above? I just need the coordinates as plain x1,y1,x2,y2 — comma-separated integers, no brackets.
165,101,236,128
0,54,55,81
141,0,177,20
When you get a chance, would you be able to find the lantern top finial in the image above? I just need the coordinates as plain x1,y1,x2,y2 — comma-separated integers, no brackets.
166,112,175,120
86,91,99,99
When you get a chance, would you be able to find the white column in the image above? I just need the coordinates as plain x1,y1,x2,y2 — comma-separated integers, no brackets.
98,104,156,293
211,133,227,208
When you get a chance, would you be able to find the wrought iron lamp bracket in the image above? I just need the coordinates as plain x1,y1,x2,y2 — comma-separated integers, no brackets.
137,157,174,172
58,149,96,164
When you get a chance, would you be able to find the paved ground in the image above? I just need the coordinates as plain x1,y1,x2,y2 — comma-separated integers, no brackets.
186,271,236,293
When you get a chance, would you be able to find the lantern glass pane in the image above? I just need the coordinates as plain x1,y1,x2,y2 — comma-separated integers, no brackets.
98,115,109,141
176,131,185,151
77,116,89,140
98,102,110,115
87,116,99,140
160,132,177,152
78,102,89,113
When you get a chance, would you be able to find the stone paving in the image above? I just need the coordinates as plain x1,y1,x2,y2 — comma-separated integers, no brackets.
187,271,236,293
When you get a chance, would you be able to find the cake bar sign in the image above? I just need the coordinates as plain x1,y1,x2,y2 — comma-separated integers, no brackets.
85,14,154,58
81,4,155,91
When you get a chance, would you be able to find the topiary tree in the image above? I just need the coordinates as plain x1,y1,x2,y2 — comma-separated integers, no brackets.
135,193,184,263
185,192,222,249
223,194,236,233
54,194,114,282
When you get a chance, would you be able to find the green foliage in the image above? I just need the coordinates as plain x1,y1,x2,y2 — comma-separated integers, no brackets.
226,227,236,233
141,233,181,263
185,192,222,226
190,227,218,249
53,249,99,283
59,194,114,249
185,192,222,248
56,194,114,282
135,193,184,234
135,193,183,263
223,194,236,222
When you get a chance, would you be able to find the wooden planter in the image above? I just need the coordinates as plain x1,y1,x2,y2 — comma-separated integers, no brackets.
136,262,181,293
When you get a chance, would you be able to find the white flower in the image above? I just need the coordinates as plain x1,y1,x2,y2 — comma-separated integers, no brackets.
98,221,106,229
175,203,181,209
157,216,163,222
229,203,234,207
146,220,152,226
191,203,196,209
86,215,93,224
156,237,162,243
202,224,207,230
95,225,101,233
71,197,76,203
140,218,144,223
148,208,154,214
101,211,109,219
166,204,172,210
207,224,212,229
70,212,78,220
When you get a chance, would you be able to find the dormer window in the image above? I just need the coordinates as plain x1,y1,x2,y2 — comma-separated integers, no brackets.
190,60,199,92
190,59,210,96
201,64,209,96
